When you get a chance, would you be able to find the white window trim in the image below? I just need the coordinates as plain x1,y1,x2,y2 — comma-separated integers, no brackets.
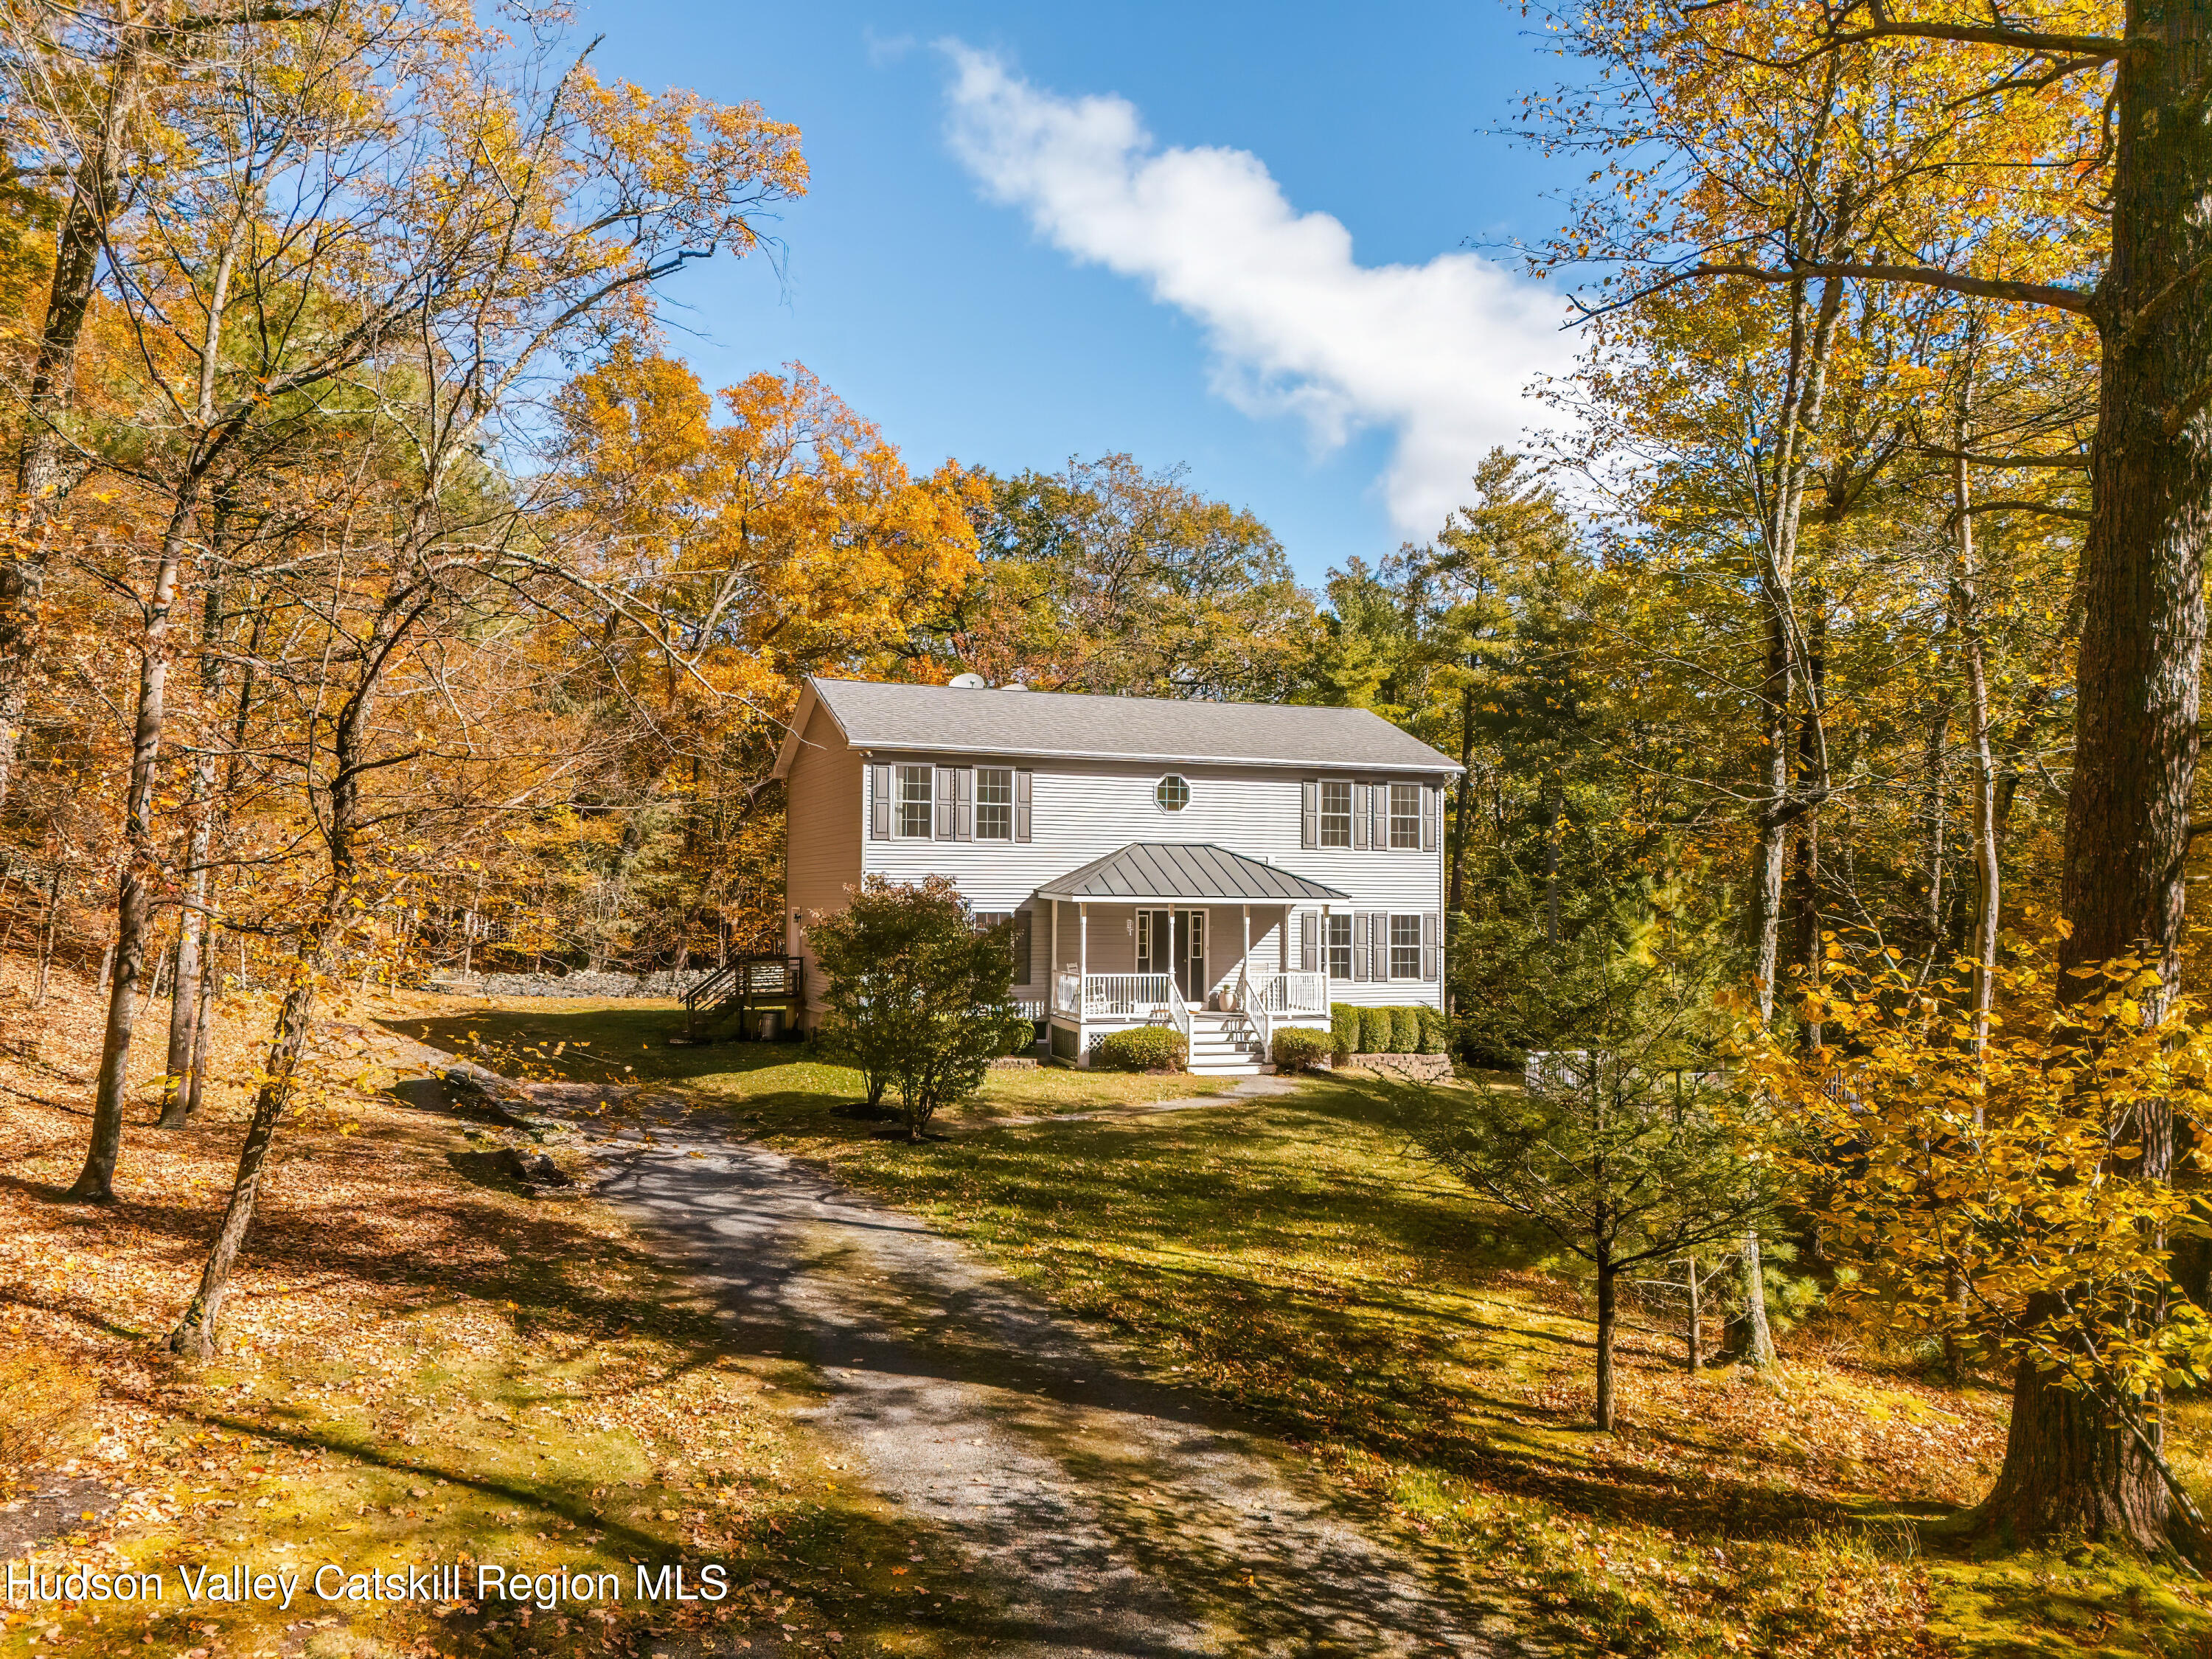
1318,779,1353,848
1387,913,1422,980
1325,913,1353,981
894,763,935,839
1155,773,1192,813
1388,782,1422,850
975,765,1015,841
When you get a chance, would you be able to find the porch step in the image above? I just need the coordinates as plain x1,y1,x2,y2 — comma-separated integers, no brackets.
1186,1013,1266,1074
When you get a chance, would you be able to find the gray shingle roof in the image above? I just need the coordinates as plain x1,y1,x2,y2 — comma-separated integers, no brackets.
802,677,1459,773
1035,843,1349,903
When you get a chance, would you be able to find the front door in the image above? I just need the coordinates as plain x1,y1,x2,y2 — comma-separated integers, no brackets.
1137,908,1208,1005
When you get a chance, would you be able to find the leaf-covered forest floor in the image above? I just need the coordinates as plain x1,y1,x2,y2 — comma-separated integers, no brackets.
0,964,1024,1659
407,993,2212,1659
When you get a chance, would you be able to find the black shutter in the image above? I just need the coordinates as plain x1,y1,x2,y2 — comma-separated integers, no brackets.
869,763,891,840
1422,911,1439,981
1301,779,1317,848
955,767,974,842
1015,769,1032,842
1353,785,1370,850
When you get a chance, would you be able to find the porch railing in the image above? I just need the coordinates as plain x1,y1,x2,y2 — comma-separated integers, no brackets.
1083,973,1175,1017
1234,964,1273,1064
1239,970,1328,1017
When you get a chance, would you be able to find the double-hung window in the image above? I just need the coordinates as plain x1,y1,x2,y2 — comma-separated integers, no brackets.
896,764,934,838
975,766,1015,840
1389,783,1422,849
1326,914,1353,980
1319,779,1352,847
1389,914,1422,979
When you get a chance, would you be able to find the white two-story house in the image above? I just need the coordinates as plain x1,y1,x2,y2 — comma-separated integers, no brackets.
771,676,1461,1074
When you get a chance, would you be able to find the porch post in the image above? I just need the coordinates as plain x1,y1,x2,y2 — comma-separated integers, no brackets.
1077,902,1089,1068
1242,905,1251,998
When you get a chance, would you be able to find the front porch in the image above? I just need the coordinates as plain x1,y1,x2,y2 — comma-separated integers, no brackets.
1035,844,1344,1074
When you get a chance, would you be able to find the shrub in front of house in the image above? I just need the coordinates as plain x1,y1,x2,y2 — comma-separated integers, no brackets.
1330,1003,1360,1062
808,874,1029,1139
1360,1006,1393,1054
1416,1005,1449,1054
1095,1026,1187,1073
1270,1027,1331,1073
1390,1006,1421,1053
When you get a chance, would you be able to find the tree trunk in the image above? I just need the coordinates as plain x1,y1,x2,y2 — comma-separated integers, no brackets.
1722,1228,1778,1368
1450,686,1475,916
161,577,228,1126
1685,1254,1703,1374
182,935,215,1123
1543,779,1562,945
1594,1254,1618,1431
1790,593,1828,1046
166,917,338,1358
1980,3,2212,1556
0,29,151,815
32,866,59,1009
67,507,191,1202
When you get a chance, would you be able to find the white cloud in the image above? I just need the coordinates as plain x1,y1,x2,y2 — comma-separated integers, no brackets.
939,44,1574,538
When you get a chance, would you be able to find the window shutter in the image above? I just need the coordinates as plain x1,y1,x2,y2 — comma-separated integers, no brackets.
955,767,974,842
1301,779,1317,848
1015,769,1032,842
1012,909,1034,984
1353,785,1370,849
1300,912,1318,974
935,767,955,840
1422,911,1439,981
869,764,891,840
1373,912,1389,978
1422,785,1437,852
1353,911,1371,981
1371,785,1386,849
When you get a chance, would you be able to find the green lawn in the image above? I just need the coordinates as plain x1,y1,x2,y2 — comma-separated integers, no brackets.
388,993,2212,1658
394,995,1241,1132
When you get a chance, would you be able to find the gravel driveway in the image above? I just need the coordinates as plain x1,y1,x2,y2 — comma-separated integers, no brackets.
538,1083,1516,1658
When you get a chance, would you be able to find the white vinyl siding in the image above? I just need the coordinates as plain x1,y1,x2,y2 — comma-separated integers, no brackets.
851,753,1447,1012
976,766,1015,840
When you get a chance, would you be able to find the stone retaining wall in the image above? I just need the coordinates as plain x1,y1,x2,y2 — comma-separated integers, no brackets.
427,969,713,1001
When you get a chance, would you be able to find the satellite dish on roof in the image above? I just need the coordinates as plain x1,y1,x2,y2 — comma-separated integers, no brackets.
948,672,989,689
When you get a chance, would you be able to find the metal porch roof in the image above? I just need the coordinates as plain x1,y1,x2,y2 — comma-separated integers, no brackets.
1033,843,1350,904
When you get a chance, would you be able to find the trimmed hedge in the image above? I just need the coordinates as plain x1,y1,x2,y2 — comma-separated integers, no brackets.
1331,1003,1360,1062
1331,1001,1450,1060
1094,1026,1187,1073
1270,1027,1331,1073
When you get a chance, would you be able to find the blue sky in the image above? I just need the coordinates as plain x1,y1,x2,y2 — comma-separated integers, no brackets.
574,1,1579,584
